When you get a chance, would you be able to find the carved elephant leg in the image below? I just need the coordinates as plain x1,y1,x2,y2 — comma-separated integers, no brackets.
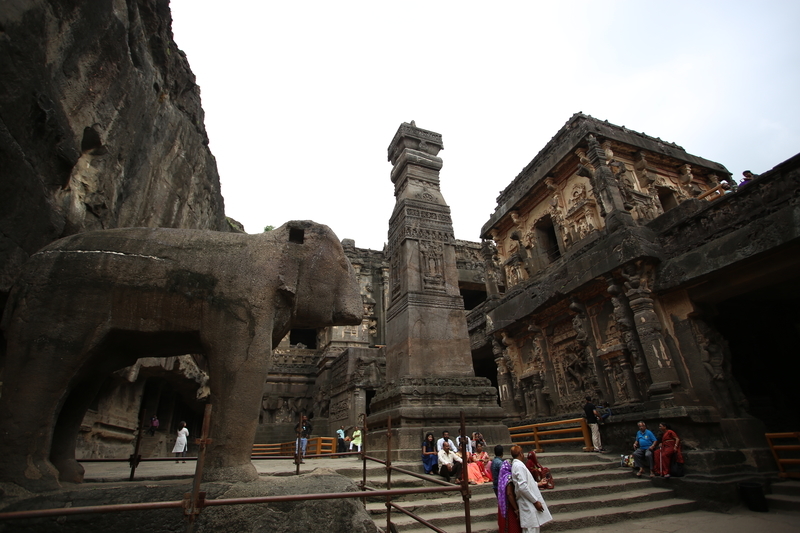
50,377,106,483
0,344,80,490
0,316,111,490
202,323,273,483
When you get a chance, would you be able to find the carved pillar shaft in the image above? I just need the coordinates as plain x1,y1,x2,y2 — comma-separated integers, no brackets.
585,135,636,232
619,356,642,403
481,240,500,298
624,266,680,396
532,374,549,417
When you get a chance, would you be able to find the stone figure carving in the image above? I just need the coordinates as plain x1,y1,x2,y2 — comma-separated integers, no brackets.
695,320,750,417
0,221,362,491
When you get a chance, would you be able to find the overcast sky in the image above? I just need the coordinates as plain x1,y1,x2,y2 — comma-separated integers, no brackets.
170,1,799,250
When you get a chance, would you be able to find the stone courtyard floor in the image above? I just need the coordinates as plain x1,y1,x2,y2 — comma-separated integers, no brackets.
78,457,800,533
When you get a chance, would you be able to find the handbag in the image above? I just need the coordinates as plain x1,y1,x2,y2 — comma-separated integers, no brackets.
621,454,635,468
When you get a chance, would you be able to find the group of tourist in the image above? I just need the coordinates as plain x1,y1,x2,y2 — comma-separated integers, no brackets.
335,424,363,455
421,430,491,483
422,415,684,532
632,421,682,478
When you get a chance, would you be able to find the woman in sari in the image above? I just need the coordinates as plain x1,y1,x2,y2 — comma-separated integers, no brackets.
525,450,555,489
466,443,492,484
652,422,681,478
421,432,438,475
496,460,522,533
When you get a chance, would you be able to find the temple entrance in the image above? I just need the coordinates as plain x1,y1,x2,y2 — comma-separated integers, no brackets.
711,281,800,432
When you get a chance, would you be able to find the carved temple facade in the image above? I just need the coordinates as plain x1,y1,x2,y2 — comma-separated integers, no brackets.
71,115,799,474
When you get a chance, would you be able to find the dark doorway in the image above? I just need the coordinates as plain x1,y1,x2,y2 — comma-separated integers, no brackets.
290,329,317,349
712,287,800,432
365,389,377,416
535,216,561,263
657,187,678,212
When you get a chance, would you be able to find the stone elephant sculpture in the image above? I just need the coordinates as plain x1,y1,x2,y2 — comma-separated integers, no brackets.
0,220,362,491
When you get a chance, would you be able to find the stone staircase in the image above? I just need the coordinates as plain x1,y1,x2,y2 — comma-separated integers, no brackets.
333,451,699,532
767,479,800,511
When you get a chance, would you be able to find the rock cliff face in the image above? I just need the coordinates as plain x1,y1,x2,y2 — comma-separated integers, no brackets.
0,0,229,303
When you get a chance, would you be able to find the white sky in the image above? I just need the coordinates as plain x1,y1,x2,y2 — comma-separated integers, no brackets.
170,1,800,250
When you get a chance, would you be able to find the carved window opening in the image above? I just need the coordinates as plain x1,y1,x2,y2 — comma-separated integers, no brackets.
289,228,305,244
460,287,486,311
656,187,678,212
289,328,317,349
365,389,377,415
535,215,561,263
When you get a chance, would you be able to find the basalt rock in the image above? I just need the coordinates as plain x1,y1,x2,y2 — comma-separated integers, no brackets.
0,0,229,305
0,469,379,533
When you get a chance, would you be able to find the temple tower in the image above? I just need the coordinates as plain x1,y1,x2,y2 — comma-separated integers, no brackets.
366,122,508,458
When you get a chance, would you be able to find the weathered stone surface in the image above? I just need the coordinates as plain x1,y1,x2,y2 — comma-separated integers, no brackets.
0,221,362,492
0,470,378,533
0,0,229,304
367,122,507,459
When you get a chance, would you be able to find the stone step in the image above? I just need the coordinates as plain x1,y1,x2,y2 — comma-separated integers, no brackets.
766,492,800,512
770,479,800,496
367,484,678,520
328,452,698,532
392,497,699,533
355,463,665,493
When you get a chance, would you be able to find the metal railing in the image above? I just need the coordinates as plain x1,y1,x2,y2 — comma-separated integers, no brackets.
0,408,476,533
251,436,337,457
765,432,800,478
509,417,593,452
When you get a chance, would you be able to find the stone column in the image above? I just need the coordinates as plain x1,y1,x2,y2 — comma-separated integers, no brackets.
582,135,636,233
366,122,508,458
532,373,550,416
622,262,681,397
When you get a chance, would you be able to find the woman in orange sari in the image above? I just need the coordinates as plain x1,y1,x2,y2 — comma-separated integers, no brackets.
466,443,492,484
652,422,681,478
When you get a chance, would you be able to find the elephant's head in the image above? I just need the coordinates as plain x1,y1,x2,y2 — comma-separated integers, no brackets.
271,221,362,346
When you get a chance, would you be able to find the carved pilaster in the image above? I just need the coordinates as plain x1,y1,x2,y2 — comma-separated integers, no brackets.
608,279,649,382
621,262,680,397
569,298,604,401
480,239,501,298
493,338,520,415
584,135,636,233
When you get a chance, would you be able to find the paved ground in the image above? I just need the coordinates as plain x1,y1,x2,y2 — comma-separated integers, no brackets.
565,508,800,533
79,457,800,532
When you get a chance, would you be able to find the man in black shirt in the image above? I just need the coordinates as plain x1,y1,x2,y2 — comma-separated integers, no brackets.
295,415,313,463
584,397,603,452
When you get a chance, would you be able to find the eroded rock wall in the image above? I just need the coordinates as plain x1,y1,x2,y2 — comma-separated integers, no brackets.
0,0,229,303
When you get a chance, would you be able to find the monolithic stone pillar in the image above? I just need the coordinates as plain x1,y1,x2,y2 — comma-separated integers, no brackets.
367,122,507,458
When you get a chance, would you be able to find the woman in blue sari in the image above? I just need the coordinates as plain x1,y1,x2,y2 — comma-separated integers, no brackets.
421,432,438,474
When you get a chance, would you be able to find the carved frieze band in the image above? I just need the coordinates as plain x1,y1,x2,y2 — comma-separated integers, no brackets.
386,292,466,322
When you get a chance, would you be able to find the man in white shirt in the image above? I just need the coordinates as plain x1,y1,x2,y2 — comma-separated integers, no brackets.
437,441,463,482
456,434,473,455
436,430,457,452
510,445,552,532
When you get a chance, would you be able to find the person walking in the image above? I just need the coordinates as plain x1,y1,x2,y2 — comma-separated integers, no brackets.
172,421,189,463
294,415,312,463
510,445,552,532
149,415,159,436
